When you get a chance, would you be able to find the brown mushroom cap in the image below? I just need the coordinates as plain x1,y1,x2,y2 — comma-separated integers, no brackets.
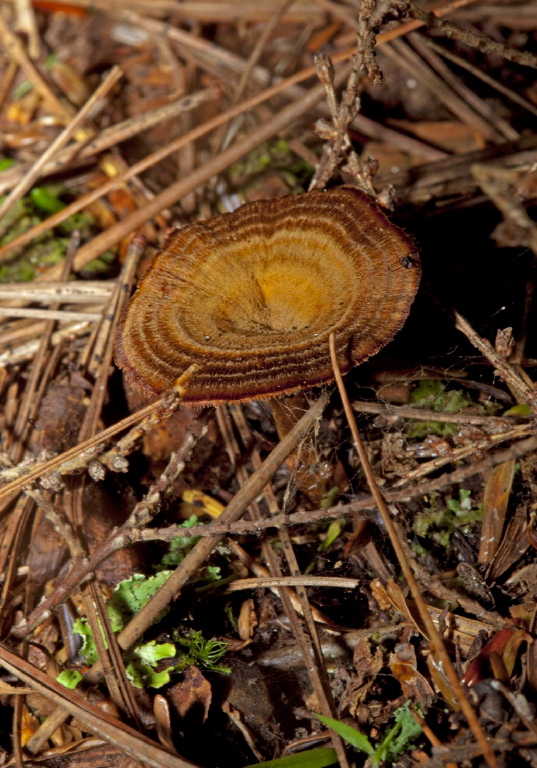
115,186,420,405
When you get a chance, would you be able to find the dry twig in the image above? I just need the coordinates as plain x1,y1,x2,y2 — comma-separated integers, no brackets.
329,332,499,768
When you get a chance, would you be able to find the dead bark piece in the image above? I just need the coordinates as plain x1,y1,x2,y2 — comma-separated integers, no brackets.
34,381,88,454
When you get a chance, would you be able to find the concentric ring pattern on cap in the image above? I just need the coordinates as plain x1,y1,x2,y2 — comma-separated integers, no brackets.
115,186,420,404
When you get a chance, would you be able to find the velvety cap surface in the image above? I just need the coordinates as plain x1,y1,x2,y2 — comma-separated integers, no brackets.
115,186,420,404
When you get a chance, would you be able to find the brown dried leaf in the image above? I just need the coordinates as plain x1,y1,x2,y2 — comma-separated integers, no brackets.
353,635,384,685
389,642,434,706
25,516,68,598
341,635,383,716
153,693,175,752
238,598,257,642
167,666,211,723
478,460,516,565
21,704,40,746
461,629,525,687
503,629,532,676
383,579,422,635
428,606,495,657
426,652,460,712
486,502,530,582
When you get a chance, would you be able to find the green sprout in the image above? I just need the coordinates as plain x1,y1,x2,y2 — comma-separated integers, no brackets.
244,748,338,768
318,519,345,551
315,701,422,767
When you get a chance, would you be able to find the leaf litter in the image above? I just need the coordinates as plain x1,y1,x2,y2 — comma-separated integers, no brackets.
1,1,537,767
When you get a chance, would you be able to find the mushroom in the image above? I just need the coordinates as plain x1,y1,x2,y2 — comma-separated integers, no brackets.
116,186,420,498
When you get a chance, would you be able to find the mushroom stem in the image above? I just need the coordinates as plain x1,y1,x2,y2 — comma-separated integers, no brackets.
269,393,310,440
269,393,329,506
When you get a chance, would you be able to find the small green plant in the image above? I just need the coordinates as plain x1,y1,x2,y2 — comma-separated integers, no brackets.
125,639,179,689
0,181,96,282
413,488,482,549
106,571,173,632
60,573,229,690
158,515,223,585
315,701,422,767
56,669,83,690
504,403,532,417
124,630,230,689
158,514,202,568
244,748,338,768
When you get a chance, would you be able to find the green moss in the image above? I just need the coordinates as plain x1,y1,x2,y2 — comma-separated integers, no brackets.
410,380,470,413
227,139,313,192
172,629,230,675
406,380,484,439
0,182,98,282
413,489,482,550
